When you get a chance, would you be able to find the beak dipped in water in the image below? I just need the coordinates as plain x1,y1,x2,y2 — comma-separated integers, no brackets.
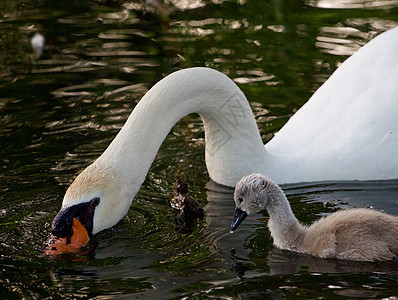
42,198,100,256
43,218,90,256
230,208,248,233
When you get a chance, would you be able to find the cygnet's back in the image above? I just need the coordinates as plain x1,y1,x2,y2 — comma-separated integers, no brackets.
303,208,398,261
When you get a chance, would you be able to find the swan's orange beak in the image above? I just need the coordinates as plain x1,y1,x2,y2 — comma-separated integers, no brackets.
43,218,90,256
42,197,100,257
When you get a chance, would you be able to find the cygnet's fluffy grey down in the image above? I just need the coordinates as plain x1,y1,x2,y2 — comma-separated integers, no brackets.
231,173,398,262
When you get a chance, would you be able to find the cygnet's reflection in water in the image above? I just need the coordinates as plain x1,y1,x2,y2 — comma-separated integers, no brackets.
267,247,398,275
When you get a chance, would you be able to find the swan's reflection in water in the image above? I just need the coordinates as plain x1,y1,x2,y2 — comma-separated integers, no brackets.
49,180,398,298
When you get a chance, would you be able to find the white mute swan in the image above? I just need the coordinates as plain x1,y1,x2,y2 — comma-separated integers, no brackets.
50,27,398,242
231,173,398,262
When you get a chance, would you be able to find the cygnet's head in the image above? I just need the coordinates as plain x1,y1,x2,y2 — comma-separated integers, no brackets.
230,173,270,232
234,173,270,214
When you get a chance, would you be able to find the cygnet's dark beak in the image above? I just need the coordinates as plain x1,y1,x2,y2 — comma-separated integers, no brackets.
230,208,248,232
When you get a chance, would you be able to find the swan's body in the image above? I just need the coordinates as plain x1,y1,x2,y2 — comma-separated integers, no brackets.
52,27,398,236
231,173,398,262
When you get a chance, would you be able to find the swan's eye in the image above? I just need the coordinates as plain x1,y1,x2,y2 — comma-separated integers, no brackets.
91,197,100,207
238,197,243,203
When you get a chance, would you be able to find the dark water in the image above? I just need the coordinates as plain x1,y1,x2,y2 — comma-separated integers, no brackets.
1,0,398,298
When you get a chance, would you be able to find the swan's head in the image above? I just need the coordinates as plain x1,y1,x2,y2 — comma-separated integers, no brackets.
230,173,270,232
51,162,132,245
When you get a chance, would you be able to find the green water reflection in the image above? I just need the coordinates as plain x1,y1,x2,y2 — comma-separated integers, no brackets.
1,0,398,298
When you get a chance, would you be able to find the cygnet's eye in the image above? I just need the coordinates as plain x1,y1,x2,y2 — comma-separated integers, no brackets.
238,197,243,203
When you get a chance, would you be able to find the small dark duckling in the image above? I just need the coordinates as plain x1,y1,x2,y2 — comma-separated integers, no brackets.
171,180,204,233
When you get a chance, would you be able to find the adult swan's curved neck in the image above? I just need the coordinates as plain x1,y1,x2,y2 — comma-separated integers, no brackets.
98,68,267,193
62,68,271,234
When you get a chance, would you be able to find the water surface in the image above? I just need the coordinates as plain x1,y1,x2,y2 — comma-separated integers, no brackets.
1,0,398,298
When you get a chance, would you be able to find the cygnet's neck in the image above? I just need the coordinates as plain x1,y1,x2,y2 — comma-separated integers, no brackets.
264,181,304,251
96,68,268,199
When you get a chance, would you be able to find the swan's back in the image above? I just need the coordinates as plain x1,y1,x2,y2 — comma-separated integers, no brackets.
265,27,398,182
304,208,398,261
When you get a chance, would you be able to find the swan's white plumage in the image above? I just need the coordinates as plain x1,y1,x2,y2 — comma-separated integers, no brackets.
234,173,398,262
61,27,398,234
265,27,398,183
